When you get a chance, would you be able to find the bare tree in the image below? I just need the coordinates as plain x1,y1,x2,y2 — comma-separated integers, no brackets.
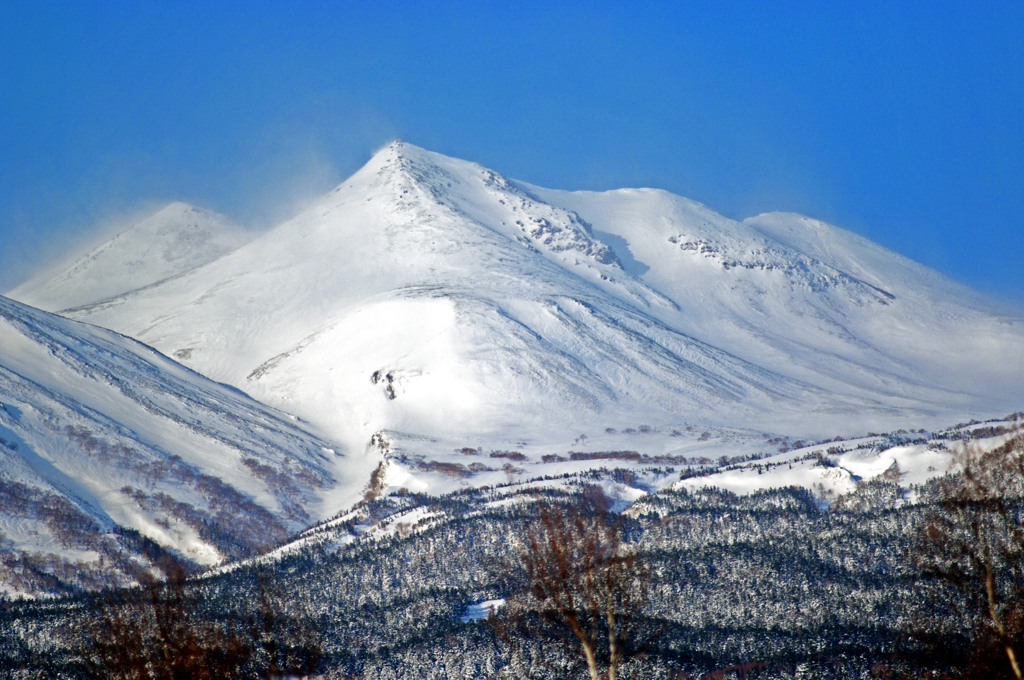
74,558,248,680
71,559,323,679
914,428,1024,679
248,567,323,679
494,492,653,680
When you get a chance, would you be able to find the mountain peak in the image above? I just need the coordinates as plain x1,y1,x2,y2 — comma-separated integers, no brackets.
6,202,251,312
155,200,218,220
367,139,433,165
13,144,1024,467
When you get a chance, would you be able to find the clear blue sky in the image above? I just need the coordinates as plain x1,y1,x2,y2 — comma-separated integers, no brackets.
2,1,1022,305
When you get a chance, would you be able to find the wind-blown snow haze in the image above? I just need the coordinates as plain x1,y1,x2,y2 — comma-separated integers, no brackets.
1,141,1022,597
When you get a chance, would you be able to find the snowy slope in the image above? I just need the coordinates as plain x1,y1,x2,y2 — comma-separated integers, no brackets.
6,142,1022,499
234,416,1024,575
8,202,252,312
26,147,826,444
0,295,372,595
741,211,1024,401
524,185,1024,415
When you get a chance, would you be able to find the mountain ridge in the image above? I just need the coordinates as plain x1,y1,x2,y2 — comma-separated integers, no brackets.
1,141,1022,595
8,142,1021,452
9,202,252,313
0,294,371,595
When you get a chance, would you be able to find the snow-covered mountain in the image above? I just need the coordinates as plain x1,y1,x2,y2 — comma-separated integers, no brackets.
524,185,1024,412
3,141,1022,595
8,202,252,312
10,142,1021,466
0,295,371,596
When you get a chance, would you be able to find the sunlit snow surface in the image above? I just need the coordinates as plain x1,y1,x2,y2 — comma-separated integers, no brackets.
2,142,1022,592
9,202,252,312
25,142,1020,454
461,599,505,623
0,296,370,595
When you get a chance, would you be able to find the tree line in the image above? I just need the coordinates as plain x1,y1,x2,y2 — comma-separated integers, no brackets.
0,428,1021,678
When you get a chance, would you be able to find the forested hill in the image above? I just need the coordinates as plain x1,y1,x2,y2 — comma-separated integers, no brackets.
3,423,1019,679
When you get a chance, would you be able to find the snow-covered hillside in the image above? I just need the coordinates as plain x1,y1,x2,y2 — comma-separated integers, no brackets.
0,296,372,596
228,416,1024,578
8,202,251,312
2,142,1022,595
524,185,1024,414
10,142,1021,468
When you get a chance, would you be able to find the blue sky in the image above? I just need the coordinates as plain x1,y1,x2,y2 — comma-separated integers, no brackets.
2,1,1022,304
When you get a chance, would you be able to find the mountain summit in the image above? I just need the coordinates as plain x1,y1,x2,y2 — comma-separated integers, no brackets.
9,202,251,312
8,142,1023,459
